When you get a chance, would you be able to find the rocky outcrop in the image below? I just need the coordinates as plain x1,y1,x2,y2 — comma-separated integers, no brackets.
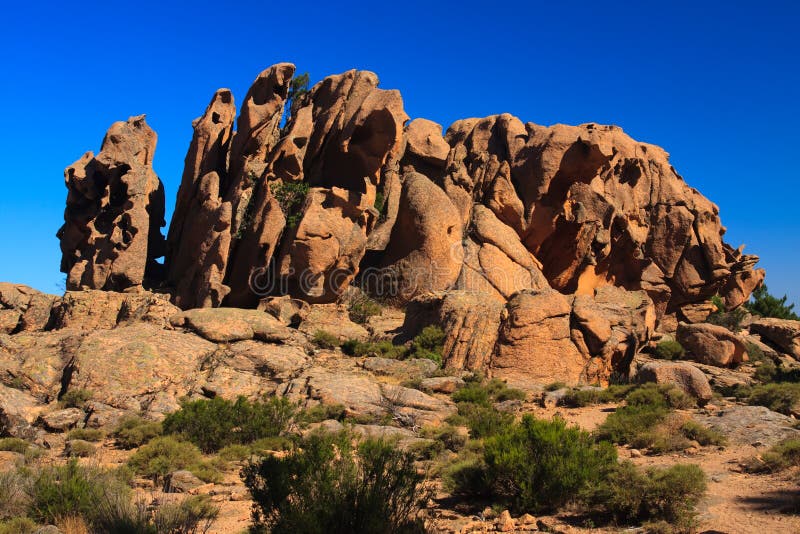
402,291,504,371
58,116,165,291
636,361,713,404
677,322,749,367
61,64,762,322
749,318,800,360
0,283,59,333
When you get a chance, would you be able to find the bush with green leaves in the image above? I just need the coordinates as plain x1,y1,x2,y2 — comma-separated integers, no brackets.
163,395,296,453
242,431,429,534
347,294,383,324
66,427,104,442
341,339,408,359
0,517,36,534
28,459,130,525
559,385,635,408
311,330,340,349
653,340,685,360
0,437,30,454
127,436,219,484
449,377,525,439
0,470,31,520
707,295,748,332
594,384,709,453
272,181,310,228
582,461,706,528
58,388,92,409
477,415,618,513
297,403,346,424
65,439,96,458
748,284,799,320
743,437,800,473
745,382,800,415
112,415,163,449
409,325,445,366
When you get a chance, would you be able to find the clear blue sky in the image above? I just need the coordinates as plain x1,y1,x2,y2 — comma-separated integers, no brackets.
1,1,797,305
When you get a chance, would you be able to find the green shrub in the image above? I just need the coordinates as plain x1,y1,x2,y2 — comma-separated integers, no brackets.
58,388,93,409
94,493,218,534
443,452,486,496
127,436,218,483
162,395,296,453
594,400,669,446
409,325,445,366
298,403,346,424
544,381,567,392
0,517,36,534
348,294,382,324
420,425,467,452
560,385,635,408
452,378,524,406
479,415,618,513
679,420,726,447
745,382,800,414
311,330,340,349
219,444,252,462
66,440,95,458
66,428,104,442
249,436,295,453
112,415,162,449
453,402,514,439
29,459,130,525
744,438,800,473
582,462,706,527
340,339,408,359
272,181,310,228
653,340,685,360
243,431,429,533
0,438,30,454
748,284,799,320
707,295,747,332
0,470,31,520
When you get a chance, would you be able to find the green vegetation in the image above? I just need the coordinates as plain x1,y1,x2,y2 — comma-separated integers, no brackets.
559,385,635,407
311,329,340,349
94,494,218,534
127,436,220,484
341,338,407,358
0,517,36,534
162,396,296,453
66,427,104,442
112,415,163,449
347,293,383,324
287,72,310,108
593,384,721,453
744,438,800,473
653,340,686,360
272,180,310,228
297,403,346,424
242,431,428,534
66,439,95,458
748,284,799,320
544,381,567,392
409,325,445,366
582,462,707,528
482,415,618,513
707,295,748,332
0,437,31,454
58,388,92,409
744,382,800,415
448,376,526,439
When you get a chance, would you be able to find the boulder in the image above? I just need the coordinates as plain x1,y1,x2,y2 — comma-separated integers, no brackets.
749,318,800,360
636,361,713,404
0,384,40,438
0,283,59,333
493,289,587,386
381,172,463,301
404,118,450,166
677,322,749,367
170,308,290,343
297,304,369,341
360,357,438,379
39,408,84,432
258,296,309,327
164,470,204,493
50,290,180,331
693,405,800,447
58,115,165,291
420,376,465,394
402,290,503,371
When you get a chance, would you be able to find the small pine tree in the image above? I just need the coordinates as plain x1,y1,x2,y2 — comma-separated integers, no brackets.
748,284,799,320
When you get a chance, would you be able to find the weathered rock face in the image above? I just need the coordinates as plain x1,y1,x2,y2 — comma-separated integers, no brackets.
677,322,749,367
58,115,166,291
749,318,800,360
0,283,59,333
636,361,713,404
62,64,761,321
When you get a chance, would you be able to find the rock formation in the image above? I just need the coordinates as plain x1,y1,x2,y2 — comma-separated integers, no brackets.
54,62,769,383
58,116,166,291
